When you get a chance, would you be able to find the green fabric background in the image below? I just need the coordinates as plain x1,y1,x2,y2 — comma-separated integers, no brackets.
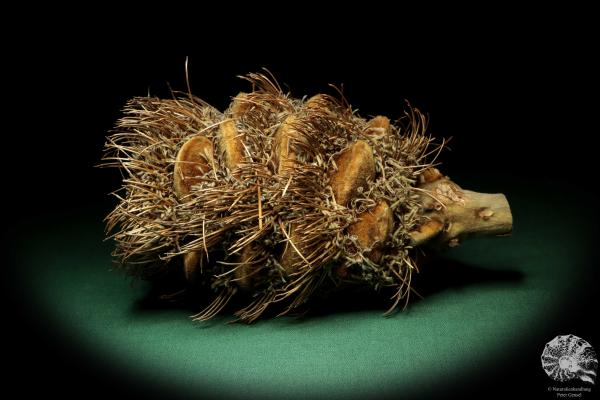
14,177,596,399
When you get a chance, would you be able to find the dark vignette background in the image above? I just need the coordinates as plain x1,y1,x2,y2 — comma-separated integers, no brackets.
5,23,597,400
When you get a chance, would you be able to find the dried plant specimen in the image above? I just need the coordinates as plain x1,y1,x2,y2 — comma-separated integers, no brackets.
103,72,512,322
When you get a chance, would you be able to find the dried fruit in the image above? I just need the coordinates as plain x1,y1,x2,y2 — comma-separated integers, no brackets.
103,72,512,322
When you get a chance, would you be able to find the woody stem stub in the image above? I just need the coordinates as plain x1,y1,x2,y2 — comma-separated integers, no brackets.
410,169,513,249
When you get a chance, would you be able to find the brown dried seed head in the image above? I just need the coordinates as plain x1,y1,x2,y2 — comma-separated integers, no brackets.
103,72,516,323
348,200,393,262
174,135,214,198
330,140,375,206
104,73,451,322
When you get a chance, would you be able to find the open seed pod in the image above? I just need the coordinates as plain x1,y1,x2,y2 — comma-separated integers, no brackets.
103,72,512,322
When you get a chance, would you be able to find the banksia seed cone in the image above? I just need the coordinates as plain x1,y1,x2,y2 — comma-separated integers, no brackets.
103,72,512,322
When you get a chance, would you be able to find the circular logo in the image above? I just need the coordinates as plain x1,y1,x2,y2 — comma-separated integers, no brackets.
541,334,597,384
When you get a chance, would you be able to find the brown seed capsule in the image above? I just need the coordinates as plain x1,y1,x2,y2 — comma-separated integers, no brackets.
330,140,375,206
222,95,261,287
364,115,391,137
230,92,252,118
409,218,444,246
305,94,330,110
274,115,303,176
219,119,245,174
173,136,214,197
348,200,394,262
418,167,444,185
280,228,303,275
275,115,306,274
173,135,215,281
183,251,202,283
235,245,256,289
